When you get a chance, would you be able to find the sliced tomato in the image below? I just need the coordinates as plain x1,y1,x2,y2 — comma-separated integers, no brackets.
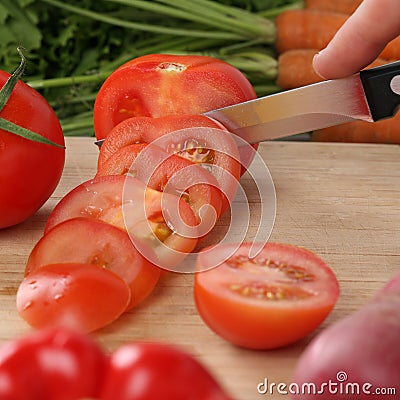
194,242,340,350
97,114,237,170
97,115,241,213
96,142,147,176
45,176,198,271
45,175,127,233
96,141,223,227
17,262,131,333
121,181,199,270
0,328,106,400
93,54,256,140
27,217,160,310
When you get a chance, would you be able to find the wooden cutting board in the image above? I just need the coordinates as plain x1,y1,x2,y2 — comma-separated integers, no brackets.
0,137,399,399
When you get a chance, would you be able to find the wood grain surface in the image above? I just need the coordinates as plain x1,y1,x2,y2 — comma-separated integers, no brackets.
0,137,399,399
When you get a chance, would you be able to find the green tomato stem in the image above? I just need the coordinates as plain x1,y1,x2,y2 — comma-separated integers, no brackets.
0,118,65,148
0,48,65,148
0,47,26,113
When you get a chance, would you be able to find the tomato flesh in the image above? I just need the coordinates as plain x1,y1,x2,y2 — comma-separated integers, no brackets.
97,115,241,216
96,141,224,223
28,217,160,309
94,54,256,140
194,242,340,349
45,176,198,271
17,262,131,333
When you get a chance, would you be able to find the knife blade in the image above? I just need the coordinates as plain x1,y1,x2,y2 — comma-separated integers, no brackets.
204,60,400,143
95,61,400,147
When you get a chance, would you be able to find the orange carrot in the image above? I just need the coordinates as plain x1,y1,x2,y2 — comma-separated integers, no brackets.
277,49,393,90
277,8,400,61
312,111,400,144
380,37,400,60
275,9,348,54
305,0,362,15
277,49,323,89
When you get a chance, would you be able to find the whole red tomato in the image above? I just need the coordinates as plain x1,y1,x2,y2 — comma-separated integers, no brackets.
0,70,65,229
93,54,257,140
0,328,106,400
100,341,231,400
0,329,231,400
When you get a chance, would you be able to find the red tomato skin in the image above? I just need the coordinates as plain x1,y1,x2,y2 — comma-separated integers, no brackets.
44,176,199,271
96,115,241,219
26,217,160,310
17,262,131,333
93,54,257,140
0,328,106,400
100,342,231,400
194,242,340,350
0,71,65,229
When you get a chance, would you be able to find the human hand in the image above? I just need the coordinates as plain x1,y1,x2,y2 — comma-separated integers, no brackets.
312,0,400,79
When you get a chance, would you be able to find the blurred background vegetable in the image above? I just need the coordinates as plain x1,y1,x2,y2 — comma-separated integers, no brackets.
1,0,302,136
3,0,398,144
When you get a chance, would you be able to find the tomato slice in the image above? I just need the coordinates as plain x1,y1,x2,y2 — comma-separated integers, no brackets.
120,182,199,270
99,342,231,400
93,54,256,140
17,262,131,333
0,328,106,400
45,175,127,233
96,141,224,223
97,114,241,213
28,217,160,309
194,242,340,350
45,176,198,271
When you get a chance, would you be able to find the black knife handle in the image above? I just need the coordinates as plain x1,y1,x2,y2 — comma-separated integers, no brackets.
360,60,400,121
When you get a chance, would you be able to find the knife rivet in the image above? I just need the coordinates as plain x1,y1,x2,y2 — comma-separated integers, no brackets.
390,75,400,95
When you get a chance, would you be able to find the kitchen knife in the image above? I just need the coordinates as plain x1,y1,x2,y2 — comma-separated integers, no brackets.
205,60,400,143
95,61,400,146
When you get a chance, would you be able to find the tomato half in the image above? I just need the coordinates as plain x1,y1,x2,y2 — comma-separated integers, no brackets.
93,54,256,140
0,71,65,229
194,242,340,350
17,262,131,333
44,176,198,270
27,217,160,310
100,342,231,400
0,328,106,400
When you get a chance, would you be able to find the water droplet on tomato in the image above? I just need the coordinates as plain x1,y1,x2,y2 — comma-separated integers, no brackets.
28,280,38,290
23,301,33,310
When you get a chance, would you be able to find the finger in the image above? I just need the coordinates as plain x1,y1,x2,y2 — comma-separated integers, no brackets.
313,0,400,79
